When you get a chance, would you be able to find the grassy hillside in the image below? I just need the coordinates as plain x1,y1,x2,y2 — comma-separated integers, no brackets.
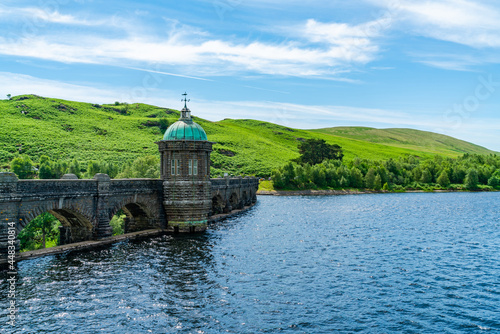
0,95,496,177
312,127,493,156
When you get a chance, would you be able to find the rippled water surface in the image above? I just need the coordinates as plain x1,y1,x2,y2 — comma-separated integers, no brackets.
2,192,500,333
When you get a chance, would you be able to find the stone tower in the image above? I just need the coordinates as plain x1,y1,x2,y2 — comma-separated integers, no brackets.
157,94,213,232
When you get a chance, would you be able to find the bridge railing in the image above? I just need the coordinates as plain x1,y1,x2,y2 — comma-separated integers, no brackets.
110,179,163,194
11,179,98,197
210,176,259,188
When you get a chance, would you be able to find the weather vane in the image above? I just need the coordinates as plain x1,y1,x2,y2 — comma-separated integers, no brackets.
182,92,190,109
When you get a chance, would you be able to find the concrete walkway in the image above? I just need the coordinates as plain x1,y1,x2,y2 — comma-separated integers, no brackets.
15,229,165,263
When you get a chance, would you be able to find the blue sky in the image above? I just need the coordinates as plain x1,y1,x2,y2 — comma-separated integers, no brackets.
1,0,500,151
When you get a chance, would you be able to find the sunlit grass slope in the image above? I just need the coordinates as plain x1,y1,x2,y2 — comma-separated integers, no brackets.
312,127,494,156
0,95,495,177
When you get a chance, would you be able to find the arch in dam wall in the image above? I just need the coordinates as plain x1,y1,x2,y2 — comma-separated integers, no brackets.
0,172,259,264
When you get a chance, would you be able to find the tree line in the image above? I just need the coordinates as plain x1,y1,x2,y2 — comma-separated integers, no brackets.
272,140,500,191
8,155,160,180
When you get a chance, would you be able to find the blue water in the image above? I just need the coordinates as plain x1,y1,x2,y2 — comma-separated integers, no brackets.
1,192,500,333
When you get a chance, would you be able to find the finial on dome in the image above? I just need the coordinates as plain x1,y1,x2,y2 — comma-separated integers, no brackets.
182,92,190,109
180,92,192,121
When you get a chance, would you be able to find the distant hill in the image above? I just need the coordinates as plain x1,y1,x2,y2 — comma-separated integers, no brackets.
311,127,495,156
0,95,496,177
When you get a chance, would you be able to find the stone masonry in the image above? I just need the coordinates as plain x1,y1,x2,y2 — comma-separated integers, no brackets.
0,172,258,264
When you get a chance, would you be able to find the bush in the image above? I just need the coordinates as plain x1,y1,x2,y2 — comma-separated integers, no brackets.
487,176,500,188
464,168,479,190
11,155,36,179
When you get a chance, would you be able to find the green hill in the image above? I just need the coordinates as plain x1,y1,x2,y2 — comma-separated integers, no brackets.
311,127,493,156
0,95,496,177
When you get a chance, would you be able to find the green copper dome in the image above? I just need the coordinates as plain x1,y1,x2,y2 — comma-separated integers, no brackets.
163,106,208,141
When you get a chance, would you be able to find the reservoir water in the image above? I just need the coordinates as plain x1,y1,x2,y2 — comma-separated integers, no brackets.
1,192,500,333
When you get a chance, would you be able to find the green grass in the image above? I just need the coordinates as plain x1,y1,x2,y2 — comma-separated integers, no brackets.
0,94,496,177
311,127,494,156
258,180,275,192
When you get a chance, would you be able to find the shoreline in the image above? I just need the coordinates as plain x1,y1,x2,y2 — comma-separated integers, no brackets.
257,188,498,196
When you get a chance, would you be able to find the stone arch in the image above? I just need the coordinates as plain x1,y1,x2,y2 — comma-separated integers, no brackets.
242,190,250,206
19,203,94,245
110,199,157,234
20,201,94,231
212,194,225,215
229,192,240,210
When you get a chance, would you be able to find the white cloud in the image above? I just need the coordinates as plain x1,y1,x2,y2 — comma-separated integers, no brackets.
0,72,131,104
0,6,383,79
368,0,500,48
0,5,104,26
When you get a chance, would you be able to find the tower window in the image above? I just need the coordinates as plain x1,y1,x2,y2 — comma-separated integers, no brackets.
172,159,181,175
188,159,198,175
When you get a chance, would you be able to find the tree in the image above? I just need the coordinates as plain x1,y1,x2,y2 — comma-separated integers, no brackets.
7,94,11,100
86,160,101,178
117,156,160,179
11,155,35,179
101,161,118,178
39,162,56,179
437,170,450,187
350,167,364,188
52,160,67,178
68,159,82,178
464,168,479,190
311,165,326,187
159,118,169,133
451,167,466,184
110,210,126,236
374,174,382,190
272,170,286,189
296,139,343,165
339,176,349,188
18,212,59,251
420,168,433,183
488,176,500,188
365,168,376,189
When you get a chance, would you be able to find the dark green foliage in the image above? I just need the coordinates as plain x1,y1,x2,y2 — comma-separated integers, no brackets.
351,168,364,188
159,118,169,133
11,155,35,179
374,175,382,190
86,160,101,178
296,139,343,165
110,210,125,236
420,168,433,183
68,159,82,178
488,176,500,187
38,163,55,179
437,170,450,187
465,168,479,190
18,212,60,251
271,154,500,191
38,156,67,179
116,155,160,178
365,168,377,189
